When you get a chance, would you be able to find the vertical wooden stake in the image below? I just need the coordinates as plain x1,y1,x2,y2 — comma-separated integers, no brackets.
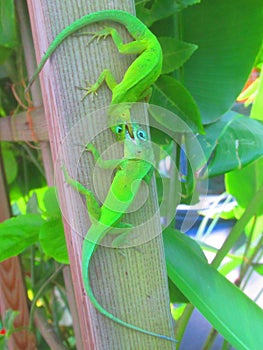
0,153,37,349
26,1,175,348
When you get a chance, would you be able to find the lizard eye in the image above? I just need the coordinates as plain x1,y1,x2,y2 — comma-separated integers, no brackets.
137,129,147,141
115,125,123,134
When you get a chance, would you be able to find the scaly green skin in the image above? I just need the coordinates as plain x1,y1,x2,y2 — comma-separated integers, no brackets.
26,10,163,139
63,124,176,343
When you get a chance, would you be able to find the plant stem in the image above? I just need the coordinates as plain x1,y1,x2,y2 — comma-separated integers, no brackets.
212,182,263,269
202,327,217,350
29,265,64,329
240,234,263,290
237,215,257,286
175,303,194,342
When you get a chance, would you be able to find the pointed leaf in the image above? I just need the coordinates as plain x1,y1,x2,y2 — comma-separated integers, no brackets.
164,227,263,349
183,0,263,123
136,0,199,26
43,187,60,217
151,75,204,133
187,111,263,177
225,157,263,213
39,218,69,264
0,214,44,262
159,37,198,74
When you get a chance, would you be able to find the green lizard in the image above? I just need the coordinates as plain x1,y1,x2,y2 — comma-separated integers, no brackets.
63,123,176,343
26,10,163,139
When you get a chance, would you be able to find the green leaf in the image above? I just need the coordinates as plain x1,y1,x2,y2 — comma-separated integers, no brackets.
3,309,19,337
43,187,60,217
1,144,17,184
151,75,204,133
23,186,58,216
164,227,263,349
219,256,243,277
167,230,207,303
0,47,12,64
0,0,17,63
136,0,200,27
159,37,198,74
244,214,263,241
26,192,41,214
0,338,6,350
39,218,69,264
225,158,263,242
189,111,263,177
0,0,17,47
253,263,263,276
183,0,263,123
14,187,49,215
168,277,188,303
0,214,44,262
225,157,263,213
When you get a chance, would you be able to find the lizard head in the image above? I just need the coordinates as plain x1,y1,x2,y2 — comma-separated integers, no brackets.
111,124,126,141
111,122,134,141
109,104,134,140
124,123,154,164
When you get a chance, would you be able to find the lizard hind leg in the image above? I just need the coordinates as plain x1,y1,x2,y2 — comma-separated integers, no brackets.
77,26,116,45
109,222,134,256
62,165,101,224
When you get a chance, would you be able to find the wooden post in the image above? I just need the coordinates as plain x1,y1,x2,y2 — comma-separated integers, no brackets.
26,1,175,348
0,153,37,349
17,0,83,347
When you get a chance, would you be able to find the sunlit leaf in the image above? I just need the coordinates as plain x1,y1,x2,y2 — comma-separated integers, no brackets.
225,157,263,213
0,215,44,262
151,75,203,133
0,0,17,63
159,37,197,74
164,227,263,349
39,218,69,264
253,263,263,276
187,111,263,177
183,0,263,123
136,0,199,26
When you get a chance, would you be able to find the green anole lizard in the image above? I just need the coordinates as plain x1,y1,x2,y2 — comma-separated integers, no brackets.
25,10,162,139
63,123,176,343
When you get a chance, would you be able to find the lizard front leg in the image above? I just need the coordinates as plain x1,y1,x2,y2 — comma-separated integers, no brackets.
77,69,117,101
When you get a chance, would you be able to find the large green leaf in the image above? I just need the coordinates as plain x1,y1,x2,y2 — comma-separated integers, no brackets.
225,157,263,242
3,309,19,337
167,229,207,303
0,214,44,262
151,75,203,133
43,186,61,217
1,143,17,184
225,157,263,212
0,0,17,63
183,0,263,123
187,111,263,177
164,228,263,349
159,37,198,74
136,0,199,27
39,218,69,264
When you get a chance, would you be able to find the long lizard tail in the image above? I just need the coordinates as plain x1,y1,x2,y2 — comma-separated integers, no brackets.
26,10,147,92
82,238,177,343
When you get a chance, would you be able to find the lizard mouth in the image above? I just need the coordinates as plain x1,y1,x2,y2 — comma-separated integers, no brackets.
126,123,134,139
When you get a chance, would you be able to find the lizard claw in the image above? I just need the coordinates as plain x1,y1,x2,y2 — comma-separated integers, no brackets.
76,80,98,101
77,27,113,45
